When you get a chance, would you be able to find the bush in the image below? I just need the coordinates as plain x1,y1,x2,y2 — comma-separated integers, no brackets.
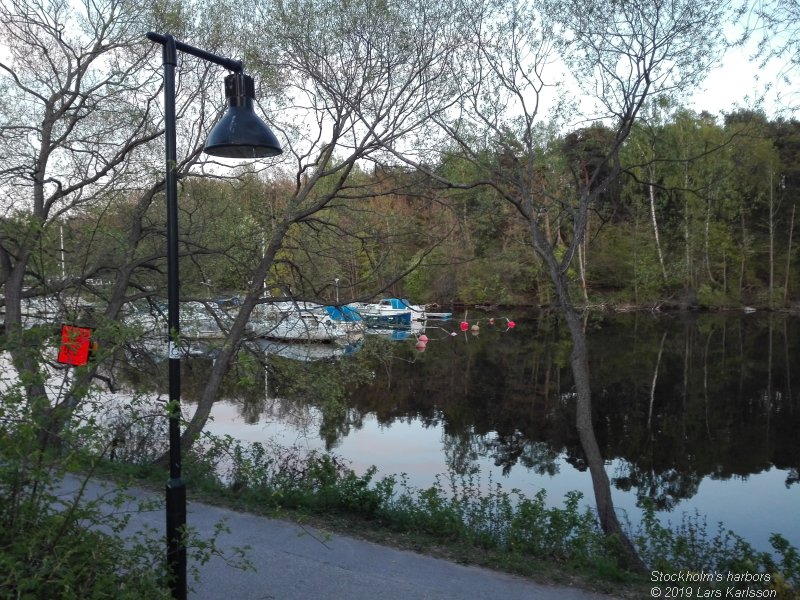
635,502,800,598
0,373,250,598
204,436,798,594
0,409,170,598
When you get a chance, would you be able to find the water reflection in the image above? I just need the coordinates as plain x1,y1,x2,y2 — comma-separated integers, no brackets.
118,311,800,549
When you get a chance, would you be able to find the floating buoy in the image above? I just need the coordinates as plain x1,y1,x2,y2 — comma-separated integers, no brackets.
507,320,516,329
488,318,495,325
415,340,428,352
471,324,480,332
418,334,429,343
460,321,469,332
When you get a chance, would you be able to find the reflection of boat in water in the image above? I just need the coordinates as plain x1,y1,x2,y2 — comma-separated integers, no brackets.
124,335,219,363
247,302,363,343
129,333,363,364
254,338,362,361
365,318,426,340
366,328,416,341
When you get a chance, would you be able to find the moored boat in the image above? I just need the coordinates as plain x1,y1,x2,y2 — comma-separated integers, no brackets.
123,301,229,340
357,298,417,327
247,301,363,342
356,298,452,326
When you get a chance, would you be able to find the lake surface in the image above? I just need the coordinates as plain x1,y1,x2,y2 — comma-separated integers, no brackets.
143,310,800,554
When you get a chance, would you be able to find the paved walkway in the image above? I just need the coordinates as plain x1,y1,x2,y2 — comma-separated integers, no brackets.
58,476,614,600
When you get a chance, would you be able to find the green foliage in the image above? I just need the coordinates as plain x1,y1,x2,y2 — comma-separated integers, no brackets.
0,383,169,597
0,512,170,599
0,346,252,599
455,261,512,304
697,283,735,308
15,105,800,310
178,434,798,594
636,502,800,598
191,435,610,566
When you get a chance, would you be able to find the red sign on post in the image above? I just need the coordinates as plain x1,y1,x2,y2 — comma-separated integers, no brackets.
58,324,93,366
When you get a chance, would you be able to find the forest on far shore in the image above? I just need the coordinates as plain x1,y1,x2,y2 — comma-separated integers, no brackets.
41,108,800,312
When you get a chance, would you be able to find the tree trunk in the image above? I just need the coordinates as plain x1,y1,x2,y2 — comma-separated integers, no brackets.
684,185,692,289
176,220,292,454
3,241,54,450
704,194,717,286
531,222,646,572
784,203,795,304
577,241,589,304
739,212,747,296
648,172,668,284
566,299,646,571
768,169,775,308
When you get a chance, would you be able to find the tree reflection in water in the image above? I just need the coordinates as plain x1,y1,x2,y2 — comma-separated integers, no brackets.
118,311,800,548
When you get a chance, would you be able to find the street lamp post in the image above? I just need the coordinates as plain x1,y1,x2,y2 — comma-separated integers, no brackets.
147,32,281,600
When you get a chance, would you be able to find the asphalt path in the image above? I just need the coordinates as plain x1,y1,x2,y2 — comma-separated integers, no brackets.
56,476,613,600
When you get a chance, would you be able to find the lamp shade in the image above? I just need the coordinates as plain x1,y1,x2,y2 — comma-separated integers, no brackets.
204,72,282,158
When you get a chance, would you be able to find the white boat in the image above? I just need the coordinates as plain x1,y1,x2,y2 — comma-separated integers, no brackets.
247,302,363,342
21,296,63,325
423,305,453,320
356,299,415,327
179,301,229,338
123,301,229,340
357,298,452,326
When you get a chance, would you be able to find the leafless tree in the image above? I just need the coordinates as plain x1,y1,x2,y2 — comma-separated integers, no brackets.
0,0,164,426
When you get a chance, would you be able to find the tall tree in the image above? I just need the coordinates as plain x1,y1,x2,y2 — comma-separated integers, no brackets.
395,0,730,569
724,112,783,304
0,0,303,451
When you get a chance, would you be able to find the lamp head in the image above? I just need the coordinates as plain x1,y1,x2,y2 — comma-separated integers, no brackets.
204,72,282,158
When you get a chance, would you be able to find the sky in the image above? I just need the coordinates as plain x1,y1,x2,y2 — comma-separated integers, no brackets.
687,26,794,119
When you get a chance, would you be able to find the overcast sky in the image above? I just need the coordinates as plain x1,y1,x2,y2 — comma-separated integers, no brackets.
688,25,794,118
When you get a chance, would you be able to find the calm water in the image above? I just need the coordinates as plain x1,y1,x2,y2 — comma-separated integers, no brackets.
147,310,800,553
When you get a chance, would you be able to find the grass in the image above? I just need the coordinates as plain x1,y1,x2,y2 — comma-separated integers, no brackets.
90,434,800,599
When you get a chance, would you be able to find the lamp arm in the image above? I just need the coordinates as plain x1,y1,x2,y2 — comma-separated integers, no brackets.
146,32,243,73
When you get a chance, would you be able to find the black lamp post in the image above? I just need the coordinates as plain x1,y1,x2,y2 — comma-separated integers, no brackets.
147,32,281,600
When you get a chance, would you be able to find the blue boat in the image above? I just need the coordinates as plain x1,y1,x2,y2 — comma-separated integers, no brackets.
358,299,415,327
